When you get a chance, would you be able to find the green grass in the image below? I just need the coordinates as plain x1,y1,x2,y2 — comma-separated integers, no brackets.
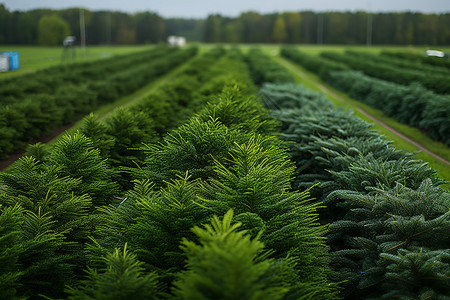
286,44,450,55
272,54,450,188
6,44,447,78
0,45,155,77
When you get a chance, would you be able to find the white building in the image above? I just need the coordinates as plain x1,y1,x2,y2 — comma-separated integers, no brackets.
168,36,186,47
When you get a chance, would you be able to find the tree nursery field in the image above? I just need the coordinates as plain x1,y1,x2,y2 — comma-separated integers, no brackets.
3,44,450,75
0,45,154,77
0,45,449,299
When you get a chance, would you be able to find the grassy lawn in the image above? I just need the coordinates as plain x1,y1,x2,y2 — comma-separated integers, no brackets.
0,45,154,77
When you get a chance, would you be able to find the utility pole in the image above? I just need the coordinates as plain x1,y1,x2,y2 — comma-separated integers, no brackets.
79,8,86,53
366,13,373,46
317,13,324,44
106,12,111,45
366,1,373,46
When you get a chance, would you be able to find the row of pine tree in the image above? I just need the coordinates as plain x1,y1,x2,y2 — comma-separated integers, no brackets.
1,47,449,299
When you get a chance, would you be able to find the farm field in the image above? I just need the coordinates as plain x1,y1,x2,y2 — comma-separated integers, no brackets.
5,44,450,76
270,45,450,184
2,44,448,184
269,52,450,188
0,45,155,77
0,45,449,299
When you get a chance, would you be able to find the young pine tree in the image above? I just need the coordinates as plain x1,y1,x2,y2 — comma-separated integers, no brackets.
0,156,92,243
0,204,24,300
79,113,115,159
48,131,120,206
170,210,294,300
90,175,209,286
197,135,336,298
66,244,161,300
327,179,449,299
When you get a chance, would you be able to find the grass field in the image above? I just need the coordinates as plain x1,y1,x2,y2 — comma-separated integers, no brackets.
282,44,450,55
0,45,154,77
3,44,450,76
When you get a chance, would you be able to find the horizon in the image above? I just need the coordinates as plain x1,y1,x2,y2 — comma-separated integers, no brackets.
2,0,450,18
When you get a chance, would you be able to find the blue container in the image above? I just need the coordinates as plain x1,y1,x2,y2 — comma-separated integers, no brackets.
0,51,20,71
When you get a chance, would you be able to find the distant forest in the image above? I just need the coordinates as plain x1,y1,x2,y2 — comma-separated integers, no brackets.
1,4,449,45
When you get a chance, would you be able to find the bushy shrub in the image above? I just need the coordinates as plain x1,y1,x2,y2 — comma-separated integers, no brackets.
327,70,450,145
66,245,161,300
327,180,450,299
381,51,450,70
245,48,295,86
321,51,450,95
280,47,348,80
171,210,295,300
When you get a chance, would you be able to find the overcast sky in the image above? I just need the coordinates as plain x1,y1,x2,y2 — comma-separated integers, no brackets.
2,0,450,18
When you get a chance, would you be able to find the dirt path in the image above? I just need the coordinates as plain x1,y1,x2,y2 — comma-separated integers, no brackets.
275,56,450,167
317,82,450,166
0,124,73,170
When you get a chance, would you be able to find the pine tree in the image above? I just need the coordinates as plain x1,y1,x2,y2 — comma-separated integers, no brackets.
0,156,92,243
90,175,209,286
0,204,24,300
17,208,79,298
170,210,292,300
48,131,120,206
327,179,450,299
380,249,450,299
138,84,280,187
0,157,93,298
196,135,336,298
104,108,157,168
195,84,279,135
66,244,161,300
24,142,49,163
139,118,249,186
79,113,115,159
326,153,437,192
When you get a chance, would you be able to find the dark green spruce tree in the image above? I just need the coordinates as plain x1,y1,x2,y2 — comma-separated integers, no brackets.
327,179,449,299
0,204,24,300
66,244,161,300
260,82,449,299
170,210,296,300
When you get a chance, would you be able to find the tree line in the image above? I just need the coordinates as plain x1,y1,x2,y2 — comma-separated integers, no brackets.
0,4,449,45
